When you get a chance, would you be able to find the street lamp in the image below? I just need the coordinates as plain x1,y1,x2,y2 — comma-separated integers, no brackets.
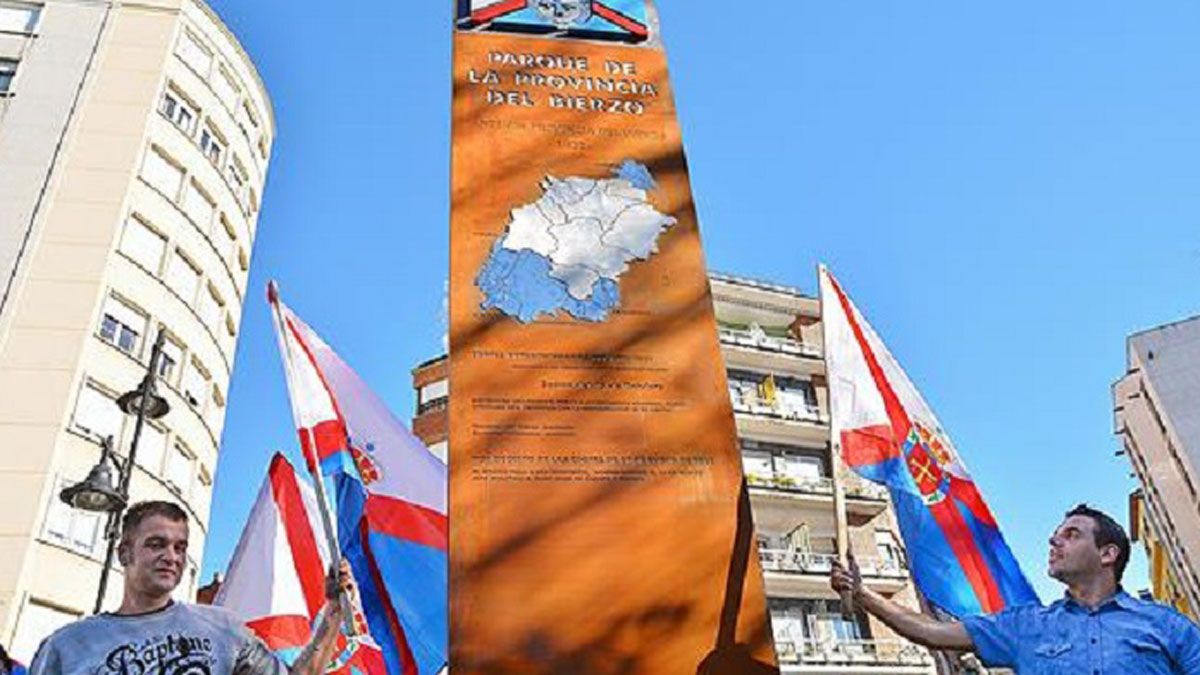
60,329,170,613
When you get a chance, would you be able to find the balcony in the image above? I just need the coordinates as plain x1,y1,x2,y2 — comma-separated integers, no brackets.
774,638,932,670
719,326,822,359
731,392,829,426
417,396,448,416
759,550,908,595
844,479,890,520
856,556,907,580
747,473,834,499
760,549,837,576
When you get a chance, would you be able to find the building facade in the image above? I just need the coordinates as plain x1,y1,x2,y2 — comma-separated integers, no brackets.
0,0,272,660
412,272,933,674
1114,316,1200,620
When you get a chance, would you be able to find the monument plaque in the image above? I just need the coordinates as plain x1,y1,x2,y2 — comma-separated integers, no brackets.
450,3,779,673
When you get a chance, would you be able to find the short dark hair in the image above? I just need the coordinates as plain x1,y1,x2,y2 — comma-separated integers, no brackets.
119,501,188,549
1065,504,1130,582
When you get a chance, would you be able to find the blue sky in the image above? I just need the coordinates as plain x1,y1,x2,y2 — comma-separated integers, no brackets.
201,1,1199,603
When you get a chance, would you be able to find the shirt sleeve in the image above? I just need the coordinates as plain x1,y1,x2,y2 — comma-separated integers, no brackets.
960,608,1024,667
1170,612,1200,674
26,640,59,675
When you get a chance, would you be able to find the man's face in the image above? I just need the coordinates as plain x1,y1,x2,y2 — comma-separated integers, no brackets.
121,515,188,597
1047,514,1108,583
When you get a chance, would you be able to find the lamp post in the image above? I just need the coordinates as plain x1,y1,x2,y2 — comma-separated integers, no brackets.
60,329,170,613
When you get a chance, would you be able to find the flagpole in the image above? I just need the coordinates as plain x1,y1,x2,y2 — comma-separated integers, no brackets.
268,281,356,635
819,264,858,620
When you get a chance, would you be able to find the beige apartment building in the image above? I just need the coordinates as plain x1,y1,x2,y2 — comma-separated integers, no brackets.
412,272,933,674
1114,316,1200,620
0,0,272,660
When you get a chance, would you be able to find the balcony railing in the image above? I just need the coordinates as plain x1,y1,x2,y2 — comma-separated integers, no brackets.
773,638,931,667
844,480,890,502
855,556,908,579
719,327,822,359
746,473,834,496
730,393,828,425
759,549,837,575
417,397,448,416
759,551,907,579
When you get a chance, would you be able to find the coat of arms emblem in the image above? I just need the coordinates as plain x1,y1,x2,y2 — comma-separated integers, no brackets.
529,0,592,28
901,422,953,505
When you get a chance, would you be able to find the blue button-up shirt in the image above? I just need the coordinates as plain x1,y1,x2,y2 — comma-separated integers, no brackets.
962,590,1200,674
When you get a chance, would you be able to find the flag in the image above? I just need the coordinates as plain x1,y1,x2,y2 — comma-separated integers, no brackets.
456,0,649,42
759,373,778,407
269,287,448,675
216,453,385,672
819,266,1038,617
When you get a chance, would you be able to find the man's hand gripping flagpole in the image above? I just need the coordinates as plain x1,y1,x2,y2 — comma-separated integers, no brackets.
832,555,862,620
268,280,356,637
833,477,858,620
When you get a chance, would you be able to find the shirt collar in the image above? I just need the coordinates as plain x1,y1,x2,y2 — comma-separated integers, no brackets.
1056,587,1133,612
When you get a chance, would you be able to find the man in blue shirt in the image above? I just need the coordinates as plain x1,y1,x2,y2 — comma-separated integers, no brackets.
831,504,1200,673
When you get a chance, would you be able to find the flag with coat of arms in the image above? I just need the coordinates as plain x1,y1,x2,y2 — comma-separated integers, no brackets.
819,266,1039,617
215,453,386,673
269,285,448,674
457,0,650,42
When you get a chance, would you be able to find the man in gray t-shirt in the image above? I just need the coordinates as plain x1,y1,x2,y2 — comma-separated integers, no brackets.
30,501,348,675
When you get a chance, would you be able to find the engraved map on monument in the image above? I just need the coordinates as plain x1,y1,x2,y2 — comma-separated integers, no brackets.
477,160,676,323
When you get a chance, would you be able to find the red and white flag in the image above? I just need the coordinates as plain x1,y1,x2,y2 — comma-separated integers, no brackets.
216,454,385,671
820,266,1038,616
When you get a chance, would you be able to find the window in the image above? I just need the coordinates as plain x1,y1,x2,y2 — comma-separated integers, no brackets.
194,465,213,519
222,313,238,354
238,99,260,140
165,249,200,304
141,148,184,199
777,453,823,483
43,476,105,556
198,284,224,328
182,181,215,228
741,449,773,483
215,214,237,261
119,216,167,273
182,358,210,409
166,442,194,495
0,2,39,34
97,295,146,356
226,156,247,200
875,531,903,570
159,89,196,135
0,58,17,95
158,336,183,383
9,599,79,664
176,31,211,77
72,383,122,441
768,599,868,647
207,386,225,434
199,126,224,167
419,380,449,405
138,423,168,473
247,187,259,219
212,65,240,112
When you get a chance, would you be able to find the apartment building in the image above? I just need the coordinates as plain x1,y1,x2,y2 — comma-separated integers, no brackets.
0,0,272,660
412,272,933,674
1114,316,1200,619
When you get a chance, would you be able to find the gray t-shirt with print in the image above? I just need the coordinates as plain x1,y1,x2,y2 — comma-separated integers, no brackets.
28,602,288,675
